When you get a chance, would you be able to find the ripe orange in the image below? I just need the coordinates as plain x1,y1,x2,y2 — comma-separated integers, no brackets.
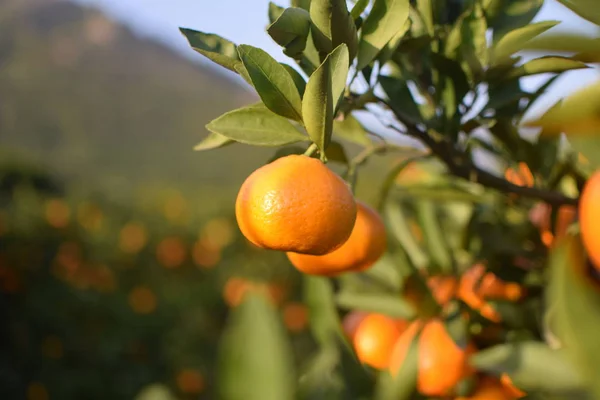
389,318,475,397
426,275,458,306
353,313,406,369
580,171,600,270
286,202,386,276
235,155,357,255
456,376,522,399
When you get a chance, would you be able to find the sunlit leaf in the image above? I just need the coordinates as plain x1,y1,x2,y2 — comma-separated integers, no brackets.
556,0,600,26
303,44,350,151
505,56,588,79
267,7,311,57
217,294,296,400
194,132,234,151
281,63,307,96
309,0,358,60
491,21,559,64
356,0,410,70
206,105,307,146
350,0,371,20
238,45,304,121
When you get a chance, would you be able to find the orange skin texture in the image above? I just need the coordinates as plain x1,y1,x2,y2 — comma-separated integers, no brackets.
390,319,476,397
456,376,522,400
286,202,387,276
580,171,600,270
235,155,357,255
353,314,405,370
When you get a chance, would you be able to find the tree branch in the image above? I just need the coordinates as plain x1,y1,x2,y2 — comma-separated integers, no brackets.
375,97,578,207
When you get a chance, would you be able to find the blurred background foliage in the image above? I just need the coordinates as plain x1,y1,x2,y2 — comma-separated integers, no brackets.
0,0,397,399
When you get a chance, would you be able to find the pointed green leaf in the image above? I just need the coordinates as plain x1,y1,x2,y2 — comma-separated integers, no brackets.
325,141,349,164
506,56,588,79
417,200,452,274
234,63,253,85
302,44,350,151
485,0,544,40
336,290,416,319
351,0,371,20
333,114,372,146
194,132,234,151
238,45,303,121
179,28,240,72
471,341,589,396
524,81,600,136
267,7,311,57
268,1,286,23
292,0,312,10
357,0,410,70
377,19,411,65
374,335,418,400
379,76,422,125
206,105,307,146
492,21,559,64
281,63,307,96
309,0,358,60
557,0,600,26
547,234,600,398
217,294,296,400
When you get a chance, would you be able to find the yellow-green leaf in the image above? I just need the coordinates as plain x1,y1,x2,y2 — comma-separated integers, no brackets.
505,56,588,79
179,28,240,72
309,0,358,60
194,132,234,151
491,21,559,65
333,114,372,146
267,7,311,57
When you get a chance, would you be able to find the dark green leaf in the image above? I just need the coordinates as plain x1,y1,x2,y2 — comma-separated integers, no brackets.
470,341,589,396
281,63,307,96
309,0,359,60
379,76,422,125
217,294,296,400
556,0,600,26
374,336,418,400
296,29,321,75
356,0,410,70
238,45,304,121
524,33,600,54
267,7,311,57
325,141,349,164
302,44,350,151
548,234,600,398
506,56,588,79
336,290,416,319
268,2,285,23
292,0,312,10
206,105,307,146
430,53,470,119
350,0,371,20
179,28,240,72
491,21,559,65
333,114,372,146
194,132,234,151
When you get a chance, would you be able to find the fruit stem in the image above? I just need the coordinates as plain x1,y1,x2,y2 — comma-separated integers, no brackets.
304,143,319,157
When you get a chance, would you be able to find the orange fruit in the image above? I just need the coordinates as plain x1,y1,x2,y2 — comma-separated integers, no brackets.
342,311,369,342
236,155,357,255
427,275,458,306
286,202,386,275
500,373,526,398
390,318,475,397
456,376,521,399
353,313,406,369
580,171,600,270
504,162,534,188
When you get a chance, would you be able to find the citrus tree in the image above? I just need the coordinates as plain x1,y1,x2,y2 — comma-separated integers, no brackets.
181,0,600,399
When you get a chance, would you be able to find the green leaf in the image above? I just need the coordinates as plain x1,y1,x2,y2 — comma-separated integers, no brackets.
524,81,600,137
471,341,589,396
267,7,311,57
325,141,349,164
385,202,428,271
268,1,285,23
356,0,410,70
179,28,240,72
505,56,588,79
557,0,600,26
336,290,416,319
194,132,234,151
302,44,350,151
430,53,470,120
491,21,559,65
376,19,412,66
281,63,307,96
524,33,600,55
485,0,544,40
303,276,344,346
217,294,296,400
379,76,422,126
567,136,600,171
333,114,372,146
416,200,452,274
206,105,307,146
547,234,600,399
292,0,311,10
374,336,418,400
309,0,359,60
350,0,371,20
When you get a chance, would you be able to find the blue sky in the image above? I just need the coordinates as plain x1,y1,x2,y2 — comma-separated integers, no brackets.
72,0,598,118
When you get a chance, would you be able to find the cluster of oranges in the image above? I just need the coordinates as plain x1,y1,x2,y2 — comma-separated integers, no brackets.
235,155,387,276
